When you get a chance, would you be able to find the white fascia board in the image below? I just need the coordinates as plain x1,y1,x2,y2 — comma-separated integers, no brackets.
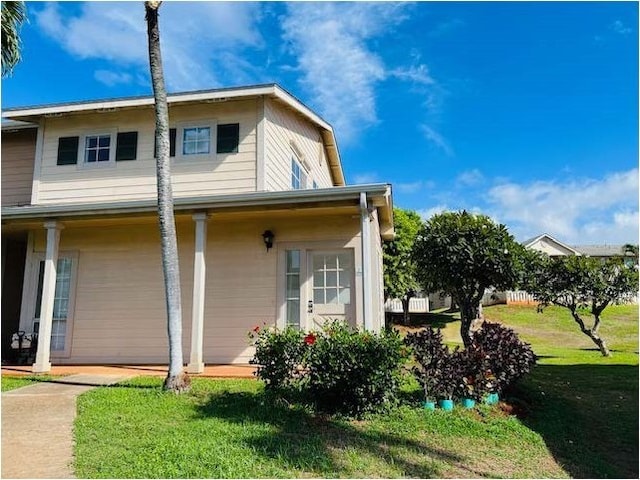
1,184,392,220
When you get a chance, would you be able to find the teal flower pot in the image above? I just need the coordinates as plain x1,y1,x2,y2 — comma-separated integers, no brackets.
422,401,436,411
461,398,476,409
484,393,499,405
438,399,454,411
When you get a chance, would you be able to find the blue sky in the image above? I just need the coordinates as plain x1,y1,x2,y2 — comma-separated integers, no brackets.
2,1,638,244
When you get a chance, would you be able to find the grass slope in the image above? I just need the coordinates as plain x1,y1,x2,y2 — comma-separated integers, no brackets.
0,375,57,391
74,304,638,478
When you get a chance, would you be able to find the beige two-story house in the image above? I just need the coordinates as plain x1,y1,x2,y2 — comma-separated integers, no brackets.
1,84,394,373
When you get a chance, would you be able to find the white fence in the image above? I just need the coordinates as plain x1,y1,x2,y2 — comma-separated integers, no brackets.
384,297,430,313
506,290,537,304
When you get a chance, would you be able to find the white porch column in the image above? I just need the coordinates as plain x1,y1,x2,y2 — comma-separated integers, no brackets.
187,213,208,373
32,221,63,373
360,193,373,331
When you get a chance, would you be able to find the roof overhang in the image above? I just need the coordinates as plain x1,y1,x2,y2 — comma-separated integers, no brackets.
523,233,582,255
1,184,394,240
2,83,346,186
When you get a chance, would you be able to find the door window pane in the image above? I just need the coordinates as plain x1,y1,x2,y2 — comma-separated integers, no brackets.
312,252,352,305
285,250,301,328
34,258,72,350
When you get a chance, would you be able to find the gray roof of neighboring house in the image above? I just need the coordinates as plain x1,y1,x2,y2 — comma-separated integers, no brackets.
571,245,629,257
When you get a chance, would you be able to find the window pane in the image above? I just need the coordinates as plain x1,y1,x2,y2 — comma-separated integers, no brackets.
314,289,324,304
183,142,196,155
196,140,210,154
326,271,337,287
313,271,324,288
87,137,97,148
313,255,324,271
337,253,351,269
300,171,307,189
341,272,351,288
98,135,110,147
184,128,197,142
286,275,299,299
339,288,351,304
197,127,210,141
327,288,338,304
97,149,110,161
286,300,300,327
86,150,97,162
286,250,300,273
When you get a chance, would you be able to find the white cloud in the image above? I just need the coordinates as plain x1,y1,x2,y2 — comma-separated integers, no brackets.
281,2,433,142
420,124,454,157
94,70,133,87
416,204,450,220
611,20,632,35
487,169,639,244
34,2,263,91
353,172,380,184
396,181,426,194
456,169,484,186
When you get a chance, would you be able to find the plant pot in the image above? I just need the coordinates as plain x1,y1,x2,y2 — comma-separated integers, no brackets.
484,392,499,405
461,398,475,409
438,399,454,411
422,401,436,411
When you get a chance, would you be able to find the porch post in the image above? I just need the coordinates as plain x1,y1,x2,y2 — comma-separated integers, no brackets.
187,213,208,373
32,221,63,373
360,193,373,331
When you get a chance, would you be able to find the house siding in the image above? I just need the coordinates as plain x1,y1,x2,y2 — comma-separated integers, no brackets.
1,128,36,206
34,99,259,205
24,211,361,364
264,98,334,191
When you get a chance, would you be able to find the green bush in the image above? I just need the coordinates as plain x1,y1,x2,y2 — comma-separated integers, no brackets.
249,322,408,417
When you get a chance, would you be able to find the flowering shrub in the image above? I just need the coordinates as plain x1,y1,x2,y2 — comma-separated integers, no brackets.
249,321,407,417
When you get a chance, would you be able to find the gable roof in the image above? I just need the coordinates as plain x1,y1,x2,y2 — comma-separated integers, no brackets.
522,233,582,255
1,83,345,186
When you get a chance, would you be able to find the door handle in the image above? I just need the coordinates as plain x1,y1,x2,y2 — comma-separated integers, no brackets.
307,300,314,313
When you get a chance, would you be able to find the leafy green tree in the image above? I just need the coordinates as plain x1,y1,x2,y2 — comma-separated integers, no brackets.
1,1,27,77
383,208,423,325
622,243,639,264
523,253,638,356
145,1,189,392
412,210,524,346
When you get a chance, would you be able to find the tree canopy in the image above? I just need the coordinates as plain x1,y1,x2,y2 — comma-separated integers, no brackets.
412,210,524,345
1,1,27,77
522,253,638,356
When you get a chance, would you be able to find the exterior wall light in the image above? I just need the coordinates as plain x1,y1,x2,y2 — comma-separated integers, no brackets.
262,230,274,251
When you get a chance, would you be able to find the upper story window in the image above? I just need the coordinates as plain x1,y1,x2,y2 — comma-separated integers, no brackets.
84,135,111,163
182,126,211,155
57,131,138,166
291,157,307,190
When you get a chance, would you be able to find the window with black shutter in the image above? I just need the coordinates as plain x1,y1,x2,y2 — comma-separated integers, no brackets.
115,132,138,161
57,136,79,165
154,128,177,158
216,123,239,154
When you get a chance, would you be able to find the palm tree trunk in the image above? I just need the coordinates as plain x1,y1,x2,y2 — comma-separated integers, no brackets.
145,1,190,392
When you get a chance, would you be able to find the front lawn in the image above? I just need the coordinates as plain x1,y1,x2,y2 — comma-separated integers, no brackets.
75,376,566,478
1,375,57,391
74,304,638,478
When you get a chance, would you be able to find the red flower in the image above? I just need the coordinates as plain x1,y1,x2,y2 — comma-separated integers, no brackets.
304,333,317,345
252,325,260,333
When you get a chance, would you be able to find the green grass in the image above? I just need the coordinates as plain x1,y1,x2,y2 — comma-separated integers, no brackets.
74,304,638,478
1,375,58,391
75,377,566,478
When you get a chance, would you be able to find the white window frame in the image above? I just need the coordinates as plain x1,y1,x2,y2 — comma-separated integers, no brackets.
21,250,79,359
78,129,117,168
291,155,309,190
176,121,216,161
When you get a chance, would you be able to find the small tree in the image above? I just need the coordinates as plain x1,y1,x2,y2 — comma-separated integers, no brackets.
383,208,422,325
523,253,638,356
413,210,524,346
1,1,27,77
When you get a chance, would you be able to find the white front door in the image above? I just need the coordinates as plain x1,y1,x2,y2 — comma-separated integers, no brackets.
308,250,355,329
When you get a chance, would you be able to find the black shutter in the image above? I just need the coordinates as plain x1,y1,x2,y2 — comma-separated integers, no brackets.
115,132,138,161
56,136,79,165
216,123,239,154
154,128,177,158
170,128,176,157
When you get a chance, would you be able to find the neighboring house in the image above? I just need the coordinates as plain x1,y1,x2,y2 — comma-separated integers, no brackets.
1,84,394,373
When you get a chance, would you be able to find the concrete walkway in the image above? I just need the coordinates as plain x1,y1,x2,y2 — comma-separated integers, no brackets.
1,374,131,479
1,364,256,378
